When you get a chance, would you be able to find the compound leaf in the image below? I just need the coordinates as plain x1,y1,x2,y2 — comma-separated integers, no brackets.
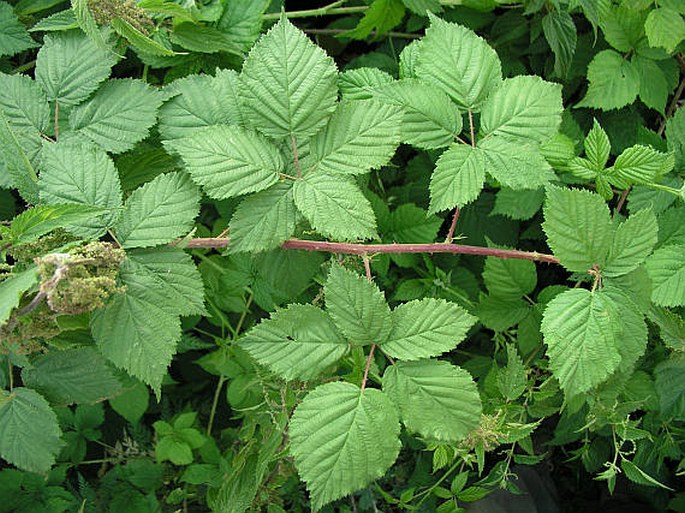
584,119,611,172
428,144,485,213
607,145,669,188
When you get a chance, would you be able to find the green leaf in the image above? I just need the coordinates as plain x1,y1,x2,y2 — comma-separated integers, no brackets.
324,264,392,346
633,56,669,114
621,459,674,490
109,379,149,423
383,360,481,441
0,267,38,326
309,100,402,175
541,289,622,395
666,108,685,171
170,22,241,55
497,344,527,401
0,388,63,473
0,2,38,57
483,254,536,300
137,0,195,23
385,203,442,243
228,182,297,254
110,17,176,56
402,0,442,14
338,67,393,101
542,186,612,273
415,14,502,110
479,137,554,190
345,0,405,40
604,209,657,277
35,31,117,107
576,50,639,111
0,112,39,203
158,69,244,141
584,119,611,173
480,76,563,144
240,304,348,381
216,0,268,52
645,244,685,307
69,79,165,154
289,382,401,511
293,174,377,240
599,4,644,52
475,296,530,332
21,347,122,405
428,144,485,213
30,9,79,32
381,298,476,360
169,125,282,199
542,8,577,78
607,145,669,188
0,73,50,137
649,305,685,351
39,141,123,238
645,8,685,54
654,357,685,420
71,0,111,53
113,171,200,249
491,188,544,220
239,15,338,139
10,204,110,245
657,207,685,249
602,287,647,373
374,79,463,150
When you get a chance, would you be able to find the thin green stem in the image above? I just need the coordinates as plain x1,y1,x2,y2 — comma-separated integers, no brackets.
206,375,227,437
264,2,367,20
7,358,13,392
415,459,462,506
11,60,36,74
646,182,682,197
360,344,376,392
468,109,476,148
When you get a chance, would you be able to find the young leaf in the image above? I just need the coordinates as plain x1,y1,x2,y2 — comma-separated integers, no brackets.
0,2,39,57
604,208,657,278
289,382,401,511
428,144,485,213
169,125,283,199
381,298,475,360
0,267,38,326
309,100,402,175
576,50,639,111
645,8,685,54
479,137,555,190
584,119,611,173
383,360,481,441
497,345,527,401
239,15,338,139
114,171,200,249
606,145,669,188
293,174,377,240
239,304,348,381
324,264,392,346
542,186,612,273
10,204,110,245
480,76,563,144
415,14,502,110
645,244,685,307
0,388,63,473
541,289,622,395
69,79,165,154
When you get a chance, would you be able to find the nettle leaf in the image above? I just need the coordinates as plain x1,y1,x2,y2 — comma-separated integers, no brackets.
383,360,481,441
607,145,670,188
415,14,502,110
21,347,122,405
483,255,537,300
39,140,123,238
480,137,555,190
36,30,117,107
374,79,463,150
293,173,377,240
309,100,402,175
239,15,338,139
169,125,282,199
0,388,63,474
110,17,176,57
645,7,685,54
541,289,622,396
604,208,657,278
576,50,639,111
289,382,401,511
480,76,563,144
542,8,577,78
428,144,485,213
240,304,348,381
324,264,392,345
0,267,38,326
0,73,49,136
158,69,244,141
497,344,527,401
543,186,612,273
114,171,200,249
0,2,38,57
69,79,165,154
646,244,685,307
381,298,475,360
229,182,297,254
338,67,393,101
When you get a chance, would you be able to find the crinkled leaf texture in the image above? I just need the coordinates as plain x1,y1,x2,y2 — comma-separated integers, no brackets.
239,304,348,381
428,144,485,213
383,360,481,441
576,50,639,111
289,382,401,511
0,388,63,474
479,137,555,190
604,208,657,278
0,2,39,57
646,244,685,307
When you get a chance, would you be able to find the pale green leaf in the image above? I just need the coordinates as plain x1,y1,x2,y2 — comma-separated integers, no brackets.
542,8,577,78
110,17,176,56
584,119,611,172
604,208,657,277
654,357,685,419
607,145,669,188
228,182,297,254
399,39,420,79
324,264,392,345
0,2,38,57
479,137,555,190
428,144,485,213
71,0,110,53
602,287,647,373
0,112,39,203
21,347,122,404
497,344,527,401
542,186,612,273
645,244,685,307
634,55,669,114
158,69,244,141
338,67,393,101
29,9,78,32
216,0,268,52
169,22,241,55
491,188,544,220
383,360,481,441
69,79,165,154
289,382,401,511
480,76,563,144
483,254,537,300
169,125,282,200
0,267,38,326
381,298,476,360
10,204,110,244
39,141,123,238
621,459,674,491
374,79,463,150
345,0,405,39
0,73,50,136
239,15,338,139
415,14,502,110
0,388,63,473
576,50,639,110
114,171,200,249
645,8,685,54
541,289,622,395
36,30,117,107
599,4,644,52
293,174,377,240
240,304,348,381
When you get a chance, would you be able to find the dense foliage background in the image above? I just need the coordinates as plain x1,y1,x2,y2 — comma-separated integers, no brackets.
1,0,685,511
